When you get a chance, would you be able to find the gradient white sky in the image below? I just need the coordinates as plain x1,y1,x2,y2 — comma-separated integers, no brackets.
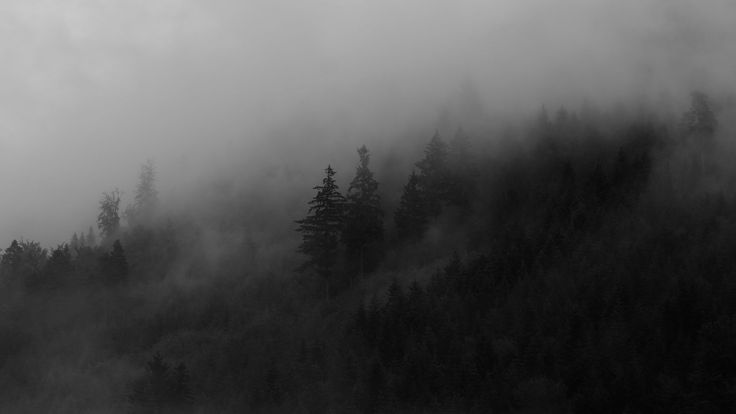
0,0,734,246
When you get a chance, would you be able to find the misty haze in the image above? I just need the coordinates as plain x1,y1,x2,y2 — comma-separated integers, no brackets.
1,0,736,412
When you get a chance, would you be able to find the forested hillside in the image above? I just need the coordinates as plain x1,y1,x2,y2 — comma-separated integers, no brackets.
1,92,736,413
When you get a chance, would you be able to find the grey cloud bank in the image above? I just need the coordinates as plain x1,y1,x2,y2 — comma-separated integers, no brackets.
0,0,734,246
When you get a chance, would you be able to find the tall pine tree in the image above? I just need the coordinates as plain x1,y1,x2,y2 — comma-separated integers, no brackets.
296,165,345,297
126,160,159,227
87,226,97,247
343,146,384,276
97,189,121,244
394,171,428,242
101,240,128,285
447,127,477,208
682,91,717,139
681,91,717,175
415,131,449,216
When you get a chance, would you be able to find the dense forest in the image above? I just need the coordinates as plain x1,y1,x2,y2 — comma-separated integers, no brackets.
1,91,736,413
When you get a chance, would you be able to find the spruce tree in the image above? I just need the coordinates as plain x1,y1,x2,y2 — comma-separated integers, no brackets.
343,146,384,276
681,91,717,174
102,239,128,284
447,127,477,208
87,226,97,247
394,171,428,242
129,354,193,409
70,233,80,252
97,189,121,243
16,240,48,282
1,240,23,273
127,160,159,227
32,244,72,289
296,165,345,297
45,244,73,275
77,231,87,249
171,362,193,406
130,352,170,410
415,131,449,216
682,91,717,139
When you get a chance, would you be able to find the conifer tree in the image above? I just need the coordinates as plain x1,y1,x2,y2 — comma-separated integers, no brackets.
87,226,97,247
2,240,49,286
1,240,24,274
415,131,449,216
171,363,193,406
41,244,73,288
394,171,428,242
102,239,128,284
70,233,80,251
127,160,159,227
46,244,72,273
343,146,384,276
129,354,193,409
682,91,717,139
98,189,121,243
130,352,170,410
681,91,717,174
296,165,345,297
447,127,477,208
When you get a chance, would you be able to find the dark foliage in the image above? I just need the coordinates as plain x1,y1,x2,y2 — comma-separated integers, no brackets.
415,131,450,216
296,165,346,296
97,189,121,243
129,353,193,411
394,171,429,242
1,92,735,413
446,127,478,208
343,146,384,276
100,239,128,285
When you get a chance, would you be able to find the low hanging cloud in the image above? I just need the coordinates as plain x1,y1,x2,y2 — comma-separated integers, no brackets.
0,0,734,246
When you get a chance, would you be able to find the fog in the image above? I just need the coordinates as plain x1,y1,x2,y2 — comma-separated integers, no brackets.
1,0,734,247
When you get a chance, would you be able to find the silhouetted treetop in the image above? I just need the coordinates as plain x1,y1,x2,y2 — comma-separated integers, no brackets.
296,165,345,296
344,146,384,275
101,239,128,284
394,171,428,242
98,189,121,242
415,131,450,216
682,90,717,138
127,160,159,227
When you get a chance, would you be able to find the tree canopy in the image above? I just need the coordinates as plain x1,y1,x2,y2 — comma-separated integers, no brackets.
343,146,384,275
296,165,345,296
98,189,121,242
394,171,428,242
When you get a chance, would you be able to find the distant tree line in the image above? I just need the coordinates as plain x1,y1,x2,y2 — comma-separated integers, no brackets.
295,128,478,297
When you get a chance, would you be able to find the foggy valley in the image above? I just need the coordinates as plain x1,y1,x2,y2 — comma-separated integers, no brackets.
1,0,736,412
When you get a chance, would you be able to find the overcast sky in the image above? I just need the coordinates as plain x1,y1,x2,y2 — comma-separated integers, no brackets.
0,0,734,246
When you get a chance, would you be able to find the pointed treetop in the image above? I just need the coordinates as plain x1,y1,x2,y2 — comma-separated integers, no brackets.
394,170,429,241
98,189,121,242
417,131,448,172
296,165,346,284
87,226,97,247
682,90,717,138
344,145,384,273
